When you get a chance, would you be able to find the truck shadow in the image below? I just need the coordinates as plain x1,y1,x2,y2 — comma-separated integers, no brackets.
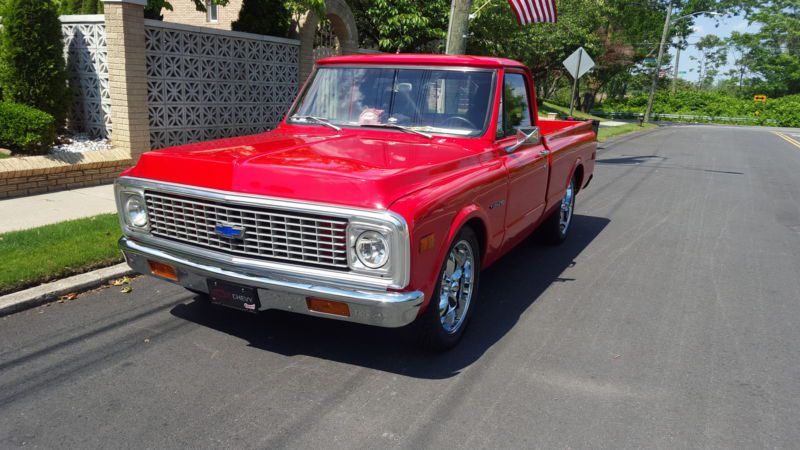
170,214,609,379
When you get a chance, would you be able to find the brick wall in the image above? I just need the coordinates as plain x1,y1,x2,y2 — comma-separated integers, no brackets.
0,149,132,199
161,0,242,30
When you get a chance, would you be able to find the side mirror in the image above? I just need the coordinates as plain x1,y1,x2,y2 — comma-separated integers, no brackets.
505,126,541,153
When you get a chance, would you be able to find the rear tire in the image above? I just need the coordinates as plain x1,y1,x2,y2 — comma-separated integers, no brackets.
543,175,576,245
416,227,481,351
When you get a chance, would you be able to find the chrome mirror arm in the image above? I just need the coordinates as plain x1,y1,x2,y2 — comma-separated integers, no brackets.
505,126,541,153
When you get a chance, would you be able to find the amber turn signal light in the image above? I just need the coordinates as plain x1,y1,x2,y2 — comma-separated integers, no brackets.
148,260,178,281
419,233,435,252
306,298,350,317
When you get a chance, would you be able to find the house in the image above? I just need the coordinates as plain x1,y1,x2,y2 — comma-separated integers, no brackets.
161,0,243,30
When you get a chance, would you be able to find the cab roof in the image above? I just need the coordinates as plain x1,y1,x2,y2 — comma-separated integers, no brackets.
315,53,527,70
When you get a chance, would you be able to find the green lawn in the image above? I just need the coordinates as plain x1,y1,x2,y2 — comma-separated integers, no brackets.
539,101,606,121
0,214,124,295
597,122,657,142
0,152,10,159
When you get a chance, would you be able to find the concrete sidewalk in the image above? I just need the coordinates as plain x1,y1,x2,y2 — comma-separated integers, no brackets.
0,184,116,233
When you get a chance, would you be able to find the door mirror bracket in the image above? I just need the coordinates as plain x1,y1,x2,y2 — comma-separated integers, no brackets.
505,126,541,153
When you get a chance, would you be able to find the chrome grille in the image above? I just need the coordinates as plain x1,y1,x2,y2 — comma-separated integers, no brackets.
144,191,349,270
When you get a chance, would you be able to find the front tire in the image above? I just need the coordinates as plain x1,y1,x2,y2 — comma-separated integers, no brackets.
416,227,481,351
543,175,576,245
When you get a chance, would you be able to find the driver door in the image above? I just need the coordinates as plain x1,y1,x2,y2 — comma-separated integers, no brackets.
496,71,549,243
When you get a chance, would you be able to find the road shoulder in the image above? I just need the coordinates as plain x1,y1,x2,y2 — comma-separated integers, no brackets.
0,263,134,317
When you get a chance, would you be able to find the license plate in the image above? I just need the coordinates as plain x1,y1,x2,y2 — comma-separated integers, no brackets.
207,279,260,313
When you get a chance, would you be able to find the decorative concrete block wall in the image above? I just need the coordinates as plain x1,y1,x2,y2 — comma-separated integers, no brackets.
143,21,300,149
62,15,112,139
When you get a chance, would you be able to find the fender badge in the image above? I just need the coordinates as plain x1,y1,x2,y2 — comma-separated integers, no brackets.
489,200,505,210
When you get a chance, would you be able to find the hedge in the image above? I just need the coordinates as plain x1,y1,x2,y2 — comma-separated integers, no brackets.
0,102,56,154
597,90,800,128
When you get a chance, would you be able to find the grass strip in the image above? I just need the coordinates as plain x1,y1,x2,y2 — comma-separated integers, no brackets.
539,101,607,121
0,213,123,295
597,123,657,142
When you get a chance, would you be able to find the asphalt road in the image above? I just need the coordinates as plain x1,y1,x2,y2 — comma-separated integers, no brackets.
3,125,800,449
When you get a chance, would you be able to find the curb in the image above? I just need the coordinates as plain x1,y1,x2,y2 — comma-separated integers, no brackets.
0,263,135,317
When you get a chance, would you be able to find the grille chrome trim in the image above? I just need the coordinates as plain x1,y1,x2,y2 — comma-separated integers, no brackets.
145,191,350,270
115,176,411,290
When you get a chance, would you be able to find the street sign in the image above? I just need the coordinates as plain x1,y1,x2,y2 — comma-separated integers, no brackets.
563,47,595,80
563,47,595,116
643,57,656,65
754,95,767,102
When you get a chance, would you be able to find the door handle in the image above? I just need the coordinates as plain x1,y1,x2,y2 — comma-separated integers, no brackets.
539,150,550,156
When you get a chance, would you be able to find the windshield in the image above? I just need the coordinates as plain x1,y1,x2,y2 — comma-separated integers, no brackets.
290,67,495,137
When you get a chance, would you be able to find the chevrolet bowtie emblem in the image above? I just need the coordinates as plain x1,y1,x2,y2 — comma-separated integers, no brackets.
215,222,246,239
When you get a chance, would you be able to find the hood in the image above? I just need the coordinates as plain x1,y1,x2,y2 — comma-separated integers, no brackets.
126,128,485,209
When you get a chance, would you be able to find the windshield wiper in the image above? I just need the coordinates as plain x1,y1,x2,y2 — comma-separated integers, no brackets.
290,115,341,132
360,123,433,139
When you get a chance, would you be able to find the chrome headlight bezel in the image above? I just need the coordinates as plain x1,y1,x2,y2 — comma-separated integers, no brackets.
346,218,408,285
115,182,150,234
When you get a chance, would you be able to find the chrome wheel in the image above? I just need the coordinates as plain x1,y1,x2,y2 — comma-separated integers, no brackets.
559,178,575,235
438,240,475,334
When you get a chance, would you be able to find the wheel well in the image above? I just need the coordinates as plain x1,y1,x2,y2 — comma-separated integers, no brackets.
463,218,487,261
573,164,584,192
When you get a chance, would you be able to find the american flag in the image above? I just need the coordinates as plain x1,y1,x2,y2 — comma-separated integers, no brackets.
507,0,557,24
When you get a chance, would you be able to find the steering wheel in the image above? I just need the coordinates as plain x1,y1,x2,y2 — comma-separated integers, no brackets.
440,116,477,129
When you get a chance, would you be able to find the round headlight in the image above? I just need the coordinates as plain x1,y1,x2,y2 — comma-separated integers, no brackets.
355,231,389,268
125,195,148,228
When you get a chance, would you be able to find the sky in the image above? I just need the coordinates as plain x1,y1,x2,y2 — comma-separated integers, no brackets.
675,13,761,83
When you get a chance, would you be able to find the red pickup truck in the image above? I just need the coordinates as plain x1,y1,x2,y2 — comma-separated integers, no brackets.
116,54,596,350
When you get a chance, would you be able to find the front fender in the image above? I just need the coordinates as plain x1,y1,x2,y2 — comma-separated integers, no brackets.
388,159,508,314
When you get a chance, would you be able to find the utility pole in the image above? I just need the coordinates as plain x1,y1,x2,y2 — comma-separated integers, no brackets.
446,0,473,55
671,45,681,93
644,2,673,123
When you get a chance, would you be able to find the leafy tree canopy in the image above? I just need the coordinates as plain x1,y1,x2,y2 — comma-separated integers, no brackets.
351,0,449,53
728,0,799,96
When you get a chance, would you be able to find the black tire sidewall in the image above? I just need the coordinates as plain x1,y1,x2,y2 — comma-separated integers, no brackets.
418,226,481,351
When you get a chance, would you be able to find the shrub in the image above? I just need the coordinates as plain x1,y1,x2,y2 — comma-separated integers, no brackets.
0,0,69,127
0,102,57,154
759,95,800,128
232,0,291,37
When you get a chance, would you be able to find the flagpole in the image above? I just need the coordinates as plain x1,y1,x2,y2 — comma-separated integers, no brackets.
471,0,494,18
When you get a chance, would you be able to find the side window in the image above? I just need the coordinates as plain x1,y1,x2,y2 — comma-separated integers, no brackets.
502,73,532,137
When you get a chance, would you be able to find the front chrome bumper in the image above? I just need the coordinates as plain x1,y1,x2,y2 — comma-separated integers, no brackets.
119,237,424,328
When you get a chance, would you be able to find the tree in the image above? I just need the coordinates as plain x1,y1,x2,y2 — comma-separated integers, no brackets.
350,0,449,53
0,0,69,126
690,34,728,88
231,0,291,37
727,0,799,96
79,0,103,14
469,0,668,108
